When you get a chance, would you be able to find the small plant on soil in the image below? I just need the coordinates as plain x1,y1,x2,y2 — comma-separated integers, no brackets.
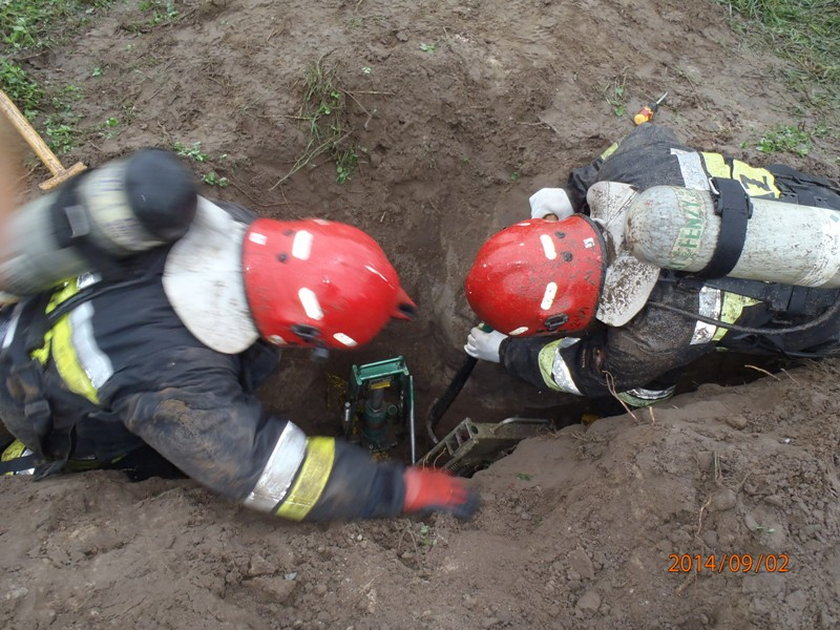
417,523,437,548
273,56,363,186
172,141,209,163
0,57,42,116
754,125,812,157
172,142,231,186
603,75,628,117
139,0,179,25
203,171,229,187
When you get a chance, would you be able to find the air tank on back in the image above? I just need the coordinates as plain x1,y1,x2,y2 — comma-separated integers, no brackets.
624,185,840,288
0,148,197,297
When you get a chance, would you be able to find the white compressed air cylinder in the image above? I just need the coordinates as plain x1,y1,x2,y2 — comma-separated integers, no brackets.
625,185,840,288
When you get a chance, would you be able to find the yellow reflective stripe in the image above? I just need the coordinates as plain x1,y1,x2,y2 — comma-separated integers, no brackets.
599,141,620,162
275,437,336,521
51,313,99,404
1,439,27,461
712,293,761,341
700,152,730,179
731,160,780,198
29,280,100,404
537,338,567,392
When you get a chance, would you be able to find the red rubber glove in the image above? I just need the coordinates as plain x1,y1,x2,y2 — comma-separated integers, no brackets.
402,467,479,520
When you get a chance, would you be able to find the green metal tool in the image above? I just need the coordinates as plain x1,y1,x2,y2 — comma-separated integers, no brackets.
343,356,417,462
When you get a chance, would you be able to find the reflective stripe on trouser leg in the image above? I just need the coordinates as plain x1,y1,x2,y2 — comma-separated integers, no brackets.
275,437,336,521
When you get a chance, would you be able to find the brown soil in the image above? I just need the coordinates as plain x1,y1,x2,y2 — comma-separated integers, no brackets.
2,0,840,628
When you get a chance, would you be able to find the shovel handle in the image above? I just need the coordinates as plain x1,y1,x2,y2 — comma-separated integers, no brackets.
0,90,86,189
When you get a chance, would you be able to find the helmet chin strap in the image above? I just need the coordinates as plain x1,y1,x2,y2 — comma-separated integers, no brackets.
310,345,330,362
290,323,330,361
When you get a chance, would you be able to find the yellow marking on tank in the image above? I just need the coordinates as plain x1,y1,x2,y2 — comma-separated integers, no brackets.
668,191,706,269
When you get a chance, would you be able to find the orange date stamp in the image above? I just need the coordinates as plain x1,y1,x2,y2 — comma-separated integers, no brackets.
668,553,791,574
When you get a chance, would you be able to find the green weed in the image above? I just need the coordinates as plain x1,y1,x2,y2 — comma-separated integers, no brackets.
273,57,362,186
604,75,628,117
203,171,229,187
0,57,43,115
172,142,231,186
755,125,812,156
0,0,115,50
417,523,436,548
172,141,209,163
45,115,77,154
139,0,179,25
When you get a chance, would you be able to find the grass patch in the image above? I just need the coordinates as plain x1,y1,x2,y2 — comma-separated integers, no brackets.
0,56,43,114
0,0,114,50
0,0,116,153
715,0,839,158
273,56,362,187
715,0,839,98
122,0,181,33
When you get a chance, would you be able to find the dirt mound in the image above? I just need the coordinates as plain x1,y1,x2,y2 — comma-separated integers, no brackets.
2,0,840,627
2,360,839,629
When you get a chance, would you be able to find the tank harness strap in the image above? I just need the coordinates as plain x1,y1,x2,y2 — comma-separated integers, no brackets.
51,170,130,283
0,453,36,474
0,293,74,478
695,177,753,279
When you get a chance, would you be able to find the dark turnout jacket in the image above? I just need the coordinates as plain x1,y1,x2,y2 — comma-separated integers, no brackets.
0,247,405,521
501,124,840,405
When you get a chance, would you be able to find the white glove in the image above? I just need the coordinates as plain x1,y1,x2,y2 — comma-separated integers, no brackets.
529,188,573,221
464,327,508,363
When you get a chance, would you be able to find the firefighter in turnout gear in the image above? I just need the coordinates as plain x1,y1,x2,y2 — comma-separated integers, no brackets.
0,149,478,522
463,124,840,409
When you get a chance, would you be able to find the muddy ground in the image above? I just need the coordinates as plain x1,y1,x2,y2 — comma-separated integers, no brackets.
2,0,840,628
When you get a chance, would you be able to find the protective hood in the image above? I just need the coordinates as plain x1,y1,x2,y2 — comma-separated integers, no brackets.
589,181,661,327
163,197,259,354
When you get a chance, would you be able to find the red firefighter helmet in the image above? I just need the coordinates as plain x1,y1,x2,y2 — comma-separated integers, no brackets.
242,218,416,349
465,215,607,337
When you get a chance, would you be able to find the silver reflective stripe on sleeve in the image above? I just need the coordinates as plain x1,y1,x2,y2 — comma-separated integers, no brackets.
690,287,722,345
551,339,582,395
244,421,308,512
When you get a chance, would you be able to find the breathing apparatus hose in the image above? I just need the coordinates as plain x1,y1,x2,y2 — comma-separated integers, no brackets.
647,298,840,339
425,323,492,445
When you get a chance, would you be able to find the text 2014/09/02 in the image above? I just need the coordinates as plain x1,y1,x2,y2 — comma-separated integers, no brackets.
668,553,791,574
